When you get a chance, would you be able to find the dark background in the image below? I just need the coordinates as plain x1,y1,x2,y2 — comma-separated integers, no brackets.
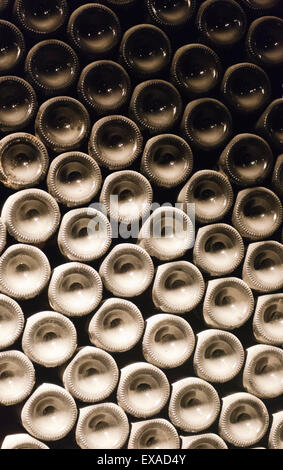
0,0,282,449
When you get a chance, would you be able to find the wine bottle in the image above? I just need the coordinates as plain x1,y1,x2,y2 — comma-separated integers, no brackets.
146,0,196,29
177,169,234,224
57,208,112,262
129,79,182,134
152,261,205,313
169,378,220,433
218,133,273,186
0,20,25,74
142,313,195,369
25,40,79,96
128,419,179,449
88,115,143,170
78,60,131,116
256,99,283,151
197,0,247,48
221,63,271,114
243,344,283,398
203,277,254,330
218,392,269,447
242,241,283,292
120,24,171,77
272,154,283,197
268,411,283,449
22,310,77,368
99,244,154,297
117,362,170,418
1,434,49,450
0,350,35,406
62,346,119,403
0,244,51,300
1,188,61,244
181,98,232,150
193,329,245,383
246,16,283,67
88,298,144,353
171,44,222,97
0,294,24,350
13,0,68,36
0,76,37,132
232,187,282,240
141,134,193,188
76,403,129,449
48,262,103,317
21,383,77,441
138,207,194,261
0,133,49,190
181,434,227,449
193,223,245,276
253,293,283,346
67,3,121,59
47,151,102,207
100,170,153,223
35,96,90,153
0,218,6,255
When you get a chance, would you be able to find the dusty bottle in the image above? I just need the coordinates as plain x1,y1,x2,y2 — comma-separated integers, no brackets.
100,170,152,223
78,61,131,116
0,218,6,255
253,293,283,346
146,0,196,29
99,243,154,298
129,79,182,134
177,169,234,224
218,133,273,187
1,188,61,245
243,344,283,398
88,115,143,170
203,277,254,330
1,434,49,450
57,208,112,262
242,241,283,293
0,244,51,300
0,350,35,406
181,434,227,449
218,392,269,447
142,313,195,369
197,0,247,48
272,154,283,197
141,134,193,188
62,346,119,403
0,20,25,74
152,261,205,314
128,419,179,449
21,383,77,441
171,44,222,97
47,151,102,207
120,24,171,78
76,403,129,449
181,98,233,150
221,63,271,114
48,262,103,317
255,99,283,151
193,329,245,383
25,40,79,96
88,298,144,353
67,3,121,59
0,133,49,190
246,16,283,67
193,223,245,276
268,411,283,449
0,294,24,350
22,311,77,368
13,0,68,36
169,378,220,433
35,96,90,153
117,362,170,418
0,76,37,132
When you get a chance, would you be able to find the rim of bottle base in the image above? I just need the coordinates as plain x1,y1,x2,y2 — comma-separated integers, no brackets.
1,433,49,450
0,350,35,406
128,418,180,449
253,294,283,345
181,433,228,449
0,294,24,349
14,0,68,36
0,76,37,131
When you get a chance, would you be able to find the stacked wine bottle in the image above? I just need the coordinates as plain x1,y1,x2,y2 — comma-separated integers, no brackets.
0,0,282,450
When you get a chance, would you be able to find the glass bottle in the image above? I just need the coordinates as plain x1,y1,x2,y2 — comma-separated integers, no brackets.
0,218,6,254
253,293,283,346
146,0,196,29
0,20,25,74
1,434,49,450
0,294,24,350
13,0,68,36
246,16,283,68
0,350,35,406
128,419,179,449
268,411,283,449
181,434,227,449
272,154,283,197
255,99,283,152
